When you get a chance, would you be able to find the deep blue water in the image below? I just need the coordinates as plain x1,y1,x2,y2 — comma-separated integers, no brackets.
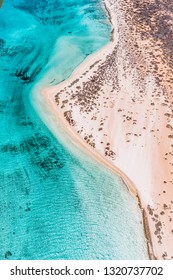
0,0,148,259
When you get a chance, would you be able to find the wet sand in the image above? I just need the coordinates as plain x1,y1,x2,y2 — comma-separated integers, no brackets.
37,0,173,259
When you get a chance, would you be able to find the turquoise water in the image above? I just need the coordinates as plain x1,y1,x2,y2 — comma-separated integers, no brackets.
0,0,148,259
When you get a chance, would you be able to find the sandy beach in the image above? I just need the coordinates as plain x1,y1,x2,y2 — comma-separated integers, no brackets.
35,0,173,259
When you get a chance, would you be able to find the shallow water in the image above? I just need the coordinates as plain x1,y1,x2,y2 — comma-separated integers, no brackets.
0,0,148,259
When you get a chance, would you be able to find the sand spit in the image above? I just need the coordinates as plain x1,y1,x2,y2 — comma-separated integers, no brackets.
37,0,173,259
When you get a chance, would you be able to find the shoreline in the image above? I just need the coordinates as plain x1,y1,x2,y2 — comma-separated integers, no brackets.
33,71,152,260
33,0,173,259
32,0,152,259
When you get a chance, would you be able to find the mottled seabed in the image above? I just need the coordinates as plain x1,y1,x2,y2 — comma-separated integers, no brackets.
0,0,148,259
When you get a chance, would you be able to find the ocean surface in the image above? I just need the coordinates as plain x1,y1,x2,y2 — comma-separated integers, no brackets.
0,0,148,259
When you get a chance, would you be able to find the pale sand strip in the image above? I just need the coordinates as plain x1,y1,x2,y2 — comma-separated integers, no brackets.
33,0,173,259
